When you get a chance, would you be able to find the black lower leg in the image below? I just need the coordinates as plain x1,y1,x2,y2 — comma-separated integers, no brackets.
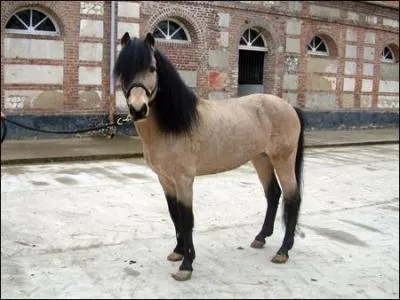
177,202,195,272
166,195,184,255
255,175,281,242
278,191,301,256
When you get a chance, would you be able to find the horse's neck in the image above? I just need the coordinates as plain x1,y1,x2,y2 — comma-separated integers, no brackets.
134,112,159,146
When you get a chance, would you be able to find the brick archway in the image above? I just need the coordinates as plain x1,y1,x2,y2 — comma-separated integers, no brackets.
304,31,339,58
142,4,209,97
232,20,280,97
143,6,207,53
1,1,65,37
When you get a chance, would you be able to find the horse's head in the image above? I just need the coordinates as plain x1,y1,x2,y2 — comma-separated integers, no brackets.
114,32,158,122
115,31,199,134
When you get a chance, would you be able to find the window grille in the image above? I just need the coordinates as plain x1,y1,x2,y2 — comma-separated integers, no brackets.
153,19,190,42
5,8,59,36
381,46,395,63
307,36,329,56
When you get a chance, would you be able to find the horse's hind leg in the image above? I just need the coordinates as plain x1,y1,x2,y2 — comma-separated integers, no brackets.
158,176,184,262
271,153,302,264
250,153,282,249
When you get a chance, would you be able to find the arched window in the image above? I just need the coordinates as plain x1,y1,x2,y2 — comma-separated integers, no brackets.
381,46,395,63
239,28,267,52
5,8,59,36
153,19,190,42
307,36,329,56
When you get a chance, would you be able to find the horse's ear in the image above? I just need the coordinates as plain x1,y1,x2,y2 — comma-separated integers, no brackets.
144,32,155,48
121,32,130,47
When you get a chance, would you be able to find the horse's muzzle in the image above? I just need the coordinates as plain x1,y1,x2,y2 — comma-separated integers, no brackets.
129,103,148,121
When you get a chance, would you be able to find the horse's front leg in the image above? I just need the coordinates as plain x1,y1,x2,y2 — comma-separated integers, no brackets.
165,195,184,261
158,176,184,261
171,175,195,281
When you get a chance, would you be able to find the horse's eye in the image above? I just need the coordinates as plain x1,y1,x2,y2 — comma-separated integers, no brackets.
149,66,156,73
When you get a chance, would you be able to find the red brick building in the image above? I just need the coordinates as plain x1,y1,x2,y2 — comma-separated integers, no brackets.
1,1,399,138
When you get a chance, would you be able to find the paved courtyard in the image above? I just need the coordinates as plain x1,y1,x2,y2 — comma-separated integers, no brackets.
1,145,399,298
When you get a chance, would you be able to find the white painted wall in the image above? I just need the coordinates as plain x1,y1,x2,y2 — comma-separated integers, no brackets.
4,38,64,60
80,19,104,38
379,80,399,93
4,65,63,84
286,38,300,53
307,58,338,74
117,22,140,39
383,18,399,28
116,90,128,112
363,63,374,76
79,43,103,61
345,45,357,58
309,5,340,19
80,1,104,15
79,67,102,85
361,79,373,92
283,74,298,90
346,29,357,42
117,2,140,18
4,90,64,109
344,61,357,75
343,78,355,92
177,70,197,88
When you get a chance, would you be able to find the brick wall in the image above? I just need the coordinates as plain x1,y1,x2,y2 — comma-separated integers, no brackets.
1,1,398,137
140,1,216,99
1,1,112,115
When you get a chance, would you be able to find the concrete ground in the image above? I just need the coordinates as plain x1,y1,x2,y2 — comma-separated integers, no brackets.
1,144,399,299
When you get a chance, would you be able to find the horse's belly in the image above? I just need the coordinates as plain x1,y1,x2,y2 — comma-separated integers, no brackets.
196,158,250,175
195,142,263,175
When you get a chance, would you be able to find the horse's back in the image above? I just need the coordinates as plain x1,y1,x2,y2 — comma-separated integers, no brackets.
193,94,300,175
199,93,300,140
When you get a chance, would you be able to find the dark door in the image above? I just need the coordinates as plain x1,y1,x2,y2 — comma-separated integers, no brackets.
238,50,265,96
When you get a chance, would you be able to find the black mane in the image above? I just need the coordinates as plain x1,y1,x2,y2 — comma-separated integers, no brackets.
114,37,199,135
113,37,152,91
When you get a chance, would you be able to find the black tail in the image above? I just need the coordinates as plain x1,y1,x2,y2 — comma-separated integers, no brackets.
293,107,304,197
280,107,305,242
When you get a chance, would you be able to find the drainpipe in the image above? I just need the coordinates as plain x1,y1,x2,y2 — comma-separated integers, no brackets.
110,0,116,96
108,1,116,137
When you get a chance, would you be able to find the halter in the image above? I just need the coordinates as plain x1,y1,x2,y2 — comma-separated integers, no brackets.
126,82,153,98
126,81,158,107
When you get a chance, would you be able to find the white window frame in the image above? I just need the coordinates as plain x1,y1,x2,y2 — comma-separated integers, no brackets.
238,28,268,52
154,18,191,44
5,8,60,36
307,36,329,56
381,46,395,63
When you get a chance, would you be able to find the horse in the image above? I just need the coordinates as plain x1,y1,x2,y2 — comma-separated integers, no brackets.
113,32,305,281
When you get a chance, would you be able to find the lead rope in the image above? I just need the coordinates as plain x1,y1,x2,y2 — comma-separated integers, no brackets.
1,115,133,144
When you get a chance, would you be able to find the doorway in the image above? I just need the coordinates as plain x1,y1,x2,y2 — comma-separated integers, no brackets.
238,28,268,96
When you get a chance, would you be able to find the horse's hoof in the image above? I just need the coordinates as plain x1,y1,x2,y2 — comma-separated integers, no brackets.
167,252,184,261
171,270,192,281
250,239,265,249
271,253,289,264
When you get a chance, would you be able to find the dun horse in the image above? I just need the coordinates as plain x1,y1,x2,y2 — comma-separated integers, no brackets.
114,32,305,281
